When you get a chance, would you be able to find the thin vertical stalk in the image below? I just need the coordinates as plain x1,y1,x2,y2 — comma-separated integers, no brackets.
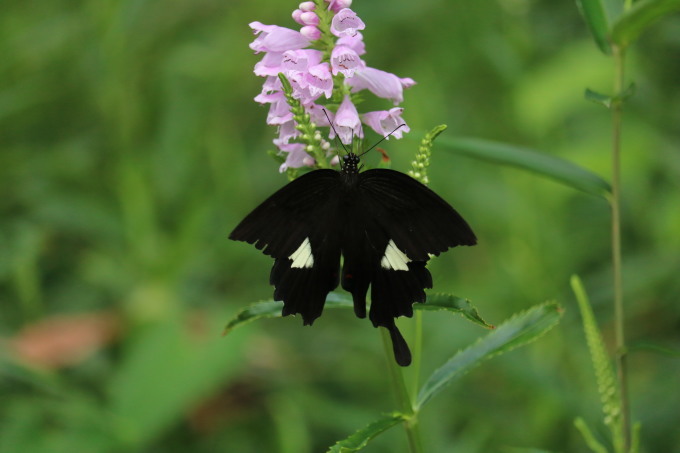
610,43,631,453
380,329,424,453
412,311,424,396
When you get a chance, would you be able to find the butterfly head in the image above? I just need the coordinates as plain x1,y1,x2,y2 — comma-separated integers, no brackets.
341,153,361,175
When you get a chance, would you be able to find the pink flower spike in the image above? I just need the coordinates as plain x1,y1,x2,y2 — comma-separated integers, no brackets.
300,25,321,40
333,96,363,144
304,62,333,99
292,9,305,25
362,108,410,139
249,22,311,53
299,1,316,11
330,9,365,37
337,32,365,55
348,67,415,104
278,143,313,172
299,12,319,26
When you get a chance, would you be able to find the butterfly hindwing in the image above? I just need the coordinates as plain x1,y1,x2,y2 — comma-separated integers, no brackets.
230,169,343,324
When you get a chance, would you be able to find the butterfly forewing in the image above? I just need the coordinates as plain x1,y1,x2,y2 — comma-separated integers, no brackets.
230,169,343,324
358,169,477,260
230,170,341,258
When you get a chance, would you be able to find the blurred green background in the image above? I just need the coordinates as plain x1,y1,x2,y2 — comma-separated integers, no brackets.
1,0,679,452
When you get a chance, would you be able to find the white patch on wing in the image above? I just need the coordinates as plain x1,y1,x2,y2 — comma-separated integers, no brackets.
289,237,314,269
380,240,411,271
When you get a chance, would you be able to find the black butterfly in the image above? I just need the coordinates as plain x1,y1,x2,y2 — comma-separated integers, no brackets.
229,151,476,366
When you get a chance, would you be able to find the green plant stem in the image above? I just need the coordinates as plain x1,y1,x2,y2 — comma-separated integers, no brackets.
412,311,423,396
380,328,424,453
611,43,631,453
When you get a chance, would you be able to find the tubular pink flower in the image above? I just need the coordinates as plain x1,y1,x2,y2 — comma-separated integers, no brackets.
330,45,364,77
328,0,352,12
253,52,284,77
302,62,333,99
330,9,365,37
278,143,313,172
306,103,333,127
249,22,311,53
261,92,293,125
299,12,319,26
332,96,363,144
281,49,322,79
300,25,321,40
336,32,365,55
362,108,410,139
347,67,415,104
273,120,300,146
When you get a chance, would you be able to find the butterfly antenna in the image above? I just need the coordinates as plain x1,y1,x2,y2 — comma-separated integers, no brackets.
323,108,349,156
358,123,407,158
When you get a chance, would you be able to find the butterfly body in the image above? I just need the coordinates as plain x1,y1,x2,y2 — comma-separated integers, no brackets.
230,153,476,366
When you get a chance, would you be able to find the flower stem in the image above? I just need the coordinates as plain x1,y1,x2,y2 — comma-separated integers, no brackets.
610,43,630,453
380,328,424,453
412,311,423,396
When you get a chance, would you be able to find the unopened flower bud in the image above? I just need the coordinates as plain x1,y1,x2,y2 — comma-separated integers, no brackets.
300,11,319,26
299,1,316,11
300,25,321,40
292,9,304,24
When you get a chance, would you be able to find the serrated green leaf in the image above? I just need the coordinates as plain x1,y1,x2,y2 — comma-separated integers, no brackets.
224,292,489,334
611,0,680,48
327,413,407,453
416,302,562,410
222,292,353,335
576,0,613,54
421,293,494,329
435,136,611,198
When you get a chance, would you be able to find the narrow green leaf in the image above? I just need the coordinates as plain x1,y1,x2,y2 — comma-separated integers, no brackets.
631,422,642,453
435,136,611,197
576,0,613,54
574,417,609,453
585,88,615,108
421,293,494,329
327,413,407,453
611,0,680,48
585,83,636,109
628,341,680,357
416,302,563,410
224,292,490,334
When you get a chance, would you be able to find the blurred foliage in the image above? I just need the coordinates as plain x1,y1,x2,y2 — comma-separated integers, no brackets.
0,0,679,452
